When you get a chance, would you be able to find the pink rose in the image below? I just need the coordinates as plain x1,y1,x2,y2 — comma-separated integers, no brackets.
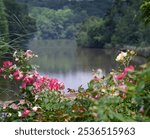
13,70,23,80
19,99,25,105
115,72,126,80
2,61,13,68
10,103,18,110
3,61,13,68
115,65,135,80
0,68,4,73
23,74,35,84
21,83,27,89
22,108,31,117
124,65,135,73
25,50,33,59
49,79,60,91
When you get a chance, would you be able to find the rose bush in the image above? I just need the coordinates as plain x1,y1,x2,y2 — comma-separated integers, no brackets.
0,50,95,122
0,49,150,122
87,51,150,121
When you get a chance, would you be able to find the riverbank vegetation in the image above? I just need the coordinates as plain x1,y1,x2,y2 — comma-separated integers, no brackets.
0,0,36,58
1,0,150,51
17,0,150,57
2,0,149,51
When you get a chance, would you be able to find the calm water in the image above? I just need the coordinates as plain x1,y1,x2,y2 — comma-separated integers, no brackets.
1,39,147,101
29,40,117,90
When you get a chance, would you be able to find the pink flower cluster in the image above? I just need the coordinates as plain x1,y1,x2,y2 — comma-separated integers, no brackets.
2,61,13,68
21,106,41,117
21,72,65,93
21,71,39,89
0,61,13,73
20,106,40,117
0,50,65,119
22,108,31,117
0,60,65,93
0,61,19,79
13,70,23,80
32,76,65,93
115,65,135,80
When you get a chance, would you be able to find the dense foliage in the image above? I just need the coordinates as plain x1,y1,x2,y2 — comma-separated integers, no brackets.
18,0,112,40
76,0,150,49
17,0,112,17
89,51,150,121
30,7,86,39
141,0,150,24
0,0,36,57
76,17,105,47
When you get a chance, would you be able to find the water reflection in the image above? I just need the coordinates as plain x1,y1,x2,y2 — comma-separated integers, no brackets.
0,39,118,101
29,39,117,89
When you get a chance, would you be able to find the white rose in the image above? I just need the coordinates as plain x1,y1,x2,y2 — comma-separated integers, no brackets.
13,51,17,57
32,106,40,112
8,113,12,117
18,111,22,117
116,51,127,62
122,51,127,57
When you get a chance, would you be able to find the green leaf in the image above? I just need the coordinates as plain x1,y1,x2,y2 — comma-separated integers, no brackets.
136,81,145,92
114,113,127,122
44,98,49,104
0,107,2,112
29,112,36,117
26,86,33,91
108,110,114,119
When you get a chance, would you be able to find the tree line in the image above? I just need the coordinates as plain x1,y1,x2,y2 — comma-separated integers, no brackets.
22,0,112,40
1,0,150,50
76,0,150,48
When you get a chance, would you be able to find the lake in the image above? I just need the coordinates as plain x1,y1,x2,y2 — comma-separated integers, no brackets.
28,39,117,90
1,39,146,101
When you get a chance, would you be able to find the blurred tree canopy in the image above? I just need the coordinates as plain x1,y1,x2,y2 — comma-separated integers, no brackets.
76,17,105,47
17,0,112,17
1,0,150,49
76,0,150,48
30,7,88,39
141,0,150,24
22,0,112,40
